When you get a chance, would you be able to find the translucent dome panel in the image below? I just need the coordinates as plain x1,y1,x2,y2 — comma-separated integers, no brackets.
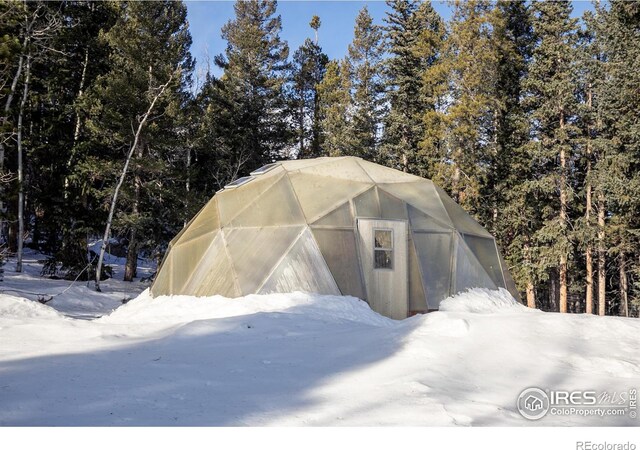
191,233,240,298
413,231,453,310
357,159,421,183
217,169,285,226
434,185,493,238
311,201,354,228
379,181,453,228
462,234,505,288
175,197,220,245
454,234,497,294
171,231,218,293
408,236,428,312
311,228,366,300
224,226,304,295
288,172,371,223
229,175,305,228
297,157,374,183
353,187,380,218
377,188,408,220
259,228,340,295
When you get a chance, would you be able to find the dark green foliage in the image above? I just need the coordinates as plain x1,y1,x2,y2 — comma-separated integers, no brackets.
208,0,291,174
289,18,328,159
0,0,638,315
347,6,385,159
381,0,444,173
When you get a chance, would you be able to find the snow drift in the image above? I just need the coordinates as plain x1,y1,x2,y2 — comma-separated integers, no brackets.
100,289,394,327
0,294,65,320
1,287,639,426
439,287,531,314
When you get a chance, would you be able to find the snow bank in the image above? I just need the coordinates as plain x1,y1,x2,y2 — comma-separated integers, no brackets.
0,294,64,320
99,289,394,327
439,288,531,314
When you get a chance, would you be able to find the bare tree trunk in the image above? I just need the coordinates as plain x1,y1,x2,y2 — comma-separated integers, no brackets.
184,144,191,227
124,229,138,281
64,46,89,199
523,241,536,308
95,72,174,291
550,270,558,312
619,253,628,317
124,143,143,282
452,163,460,203
559,112,568,313
0,37,27,244
15,51,31,273
1,40,25,171
298,100,305,158
585,88,593,314
526,280,535,309
597,191,606,316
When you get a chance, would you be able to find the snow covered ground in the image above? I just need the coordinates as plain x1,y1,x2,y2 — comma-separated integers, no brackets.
0,254,639,426
0,247,153,319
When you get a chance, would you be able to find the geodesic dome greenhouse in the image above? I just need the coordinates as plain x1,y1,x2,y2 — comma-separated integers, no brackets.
151,156,519,319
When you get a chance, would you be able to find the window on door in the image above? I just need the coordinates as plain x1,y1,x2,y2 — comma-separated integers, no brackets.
374,229,393,269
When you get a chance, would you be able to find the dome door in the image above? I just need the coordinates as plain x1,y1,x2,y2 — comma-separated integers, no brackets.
357,218,408,320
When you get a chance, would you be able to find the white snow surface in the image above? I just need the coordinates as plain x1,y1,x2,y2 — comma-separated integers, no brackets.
0,264,639,426
439,287,531,314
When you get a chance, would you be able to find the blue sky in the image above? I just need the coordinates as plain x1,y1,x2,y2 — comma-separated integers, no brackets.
186,1,595,80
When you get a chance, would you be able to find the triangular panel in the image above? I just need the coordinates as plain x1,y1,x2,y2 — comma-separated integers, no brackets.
412,231,453,310
379,181,454,228
230,175,305,227
408,236,428,313
462,234,505,288
217,171,285,226
357,159,421,183
174,197,220,245
377,187,408,220
191,233,240,298
170,231,219,293
224,226,304,295
435,185,493,238
311,201,353,228
353,187,380,218
454,234,497,294
297,157,374,183
408,205,453,232
311,228,366,300
288,172,371,222
259,228,340,295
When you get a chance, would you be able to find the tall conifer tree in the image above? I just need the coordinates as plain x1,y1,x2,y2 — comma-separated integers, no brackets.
382,0,444,173
524,0,579,313
347,6,385,159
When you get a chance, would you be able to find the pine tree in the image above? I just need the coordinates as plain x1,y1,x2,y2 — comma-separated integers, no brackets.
576,6,604,314
29,1,117,279
382,0,444,173
436,0,502,215
86,0,194,288
212,0,290,171
289,16,328,158
488,0,537,307
316,59,353,157
347,6,385,159
524,0,579,313
596,1,640,316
